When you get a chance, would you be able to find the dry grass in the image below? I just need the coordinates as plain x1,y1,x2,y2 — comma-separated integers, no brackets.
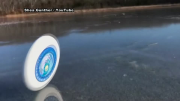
0,0,180,15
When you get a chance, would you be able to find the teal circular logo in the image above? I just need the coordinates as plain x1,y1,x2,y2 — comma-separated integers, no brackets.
35,47,57,82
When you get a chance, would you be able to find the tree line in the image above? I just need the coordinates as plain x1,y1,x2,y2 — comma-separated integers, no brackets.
0,0,180,15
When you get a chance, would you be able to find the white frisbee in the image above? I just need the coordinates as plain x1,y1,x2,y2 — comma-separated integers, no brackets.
23,34,60,91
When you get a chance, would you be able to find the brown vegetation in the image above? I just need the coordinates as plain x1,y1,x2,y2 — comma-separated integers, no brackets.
0,0,180,15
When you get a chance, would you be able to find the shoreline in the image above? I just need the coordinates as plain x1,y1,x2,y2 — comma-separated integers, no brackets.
1,3,180,18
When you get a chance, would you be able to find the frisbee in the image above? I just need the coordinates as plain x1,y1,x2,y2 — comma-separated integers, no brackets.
23,34,60,91
34,85,63,101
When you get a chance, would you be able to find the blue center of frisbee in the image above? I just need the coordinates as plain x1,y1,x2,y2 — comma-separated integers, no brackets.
35,47,57,82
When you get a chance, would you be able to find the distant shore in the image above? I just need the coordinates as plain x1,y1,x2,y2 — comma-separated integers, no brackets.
1,4,180,18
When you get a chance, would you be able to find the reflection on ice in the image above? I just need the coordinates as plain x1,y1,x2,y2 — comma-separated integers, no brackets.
34,85,63,101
